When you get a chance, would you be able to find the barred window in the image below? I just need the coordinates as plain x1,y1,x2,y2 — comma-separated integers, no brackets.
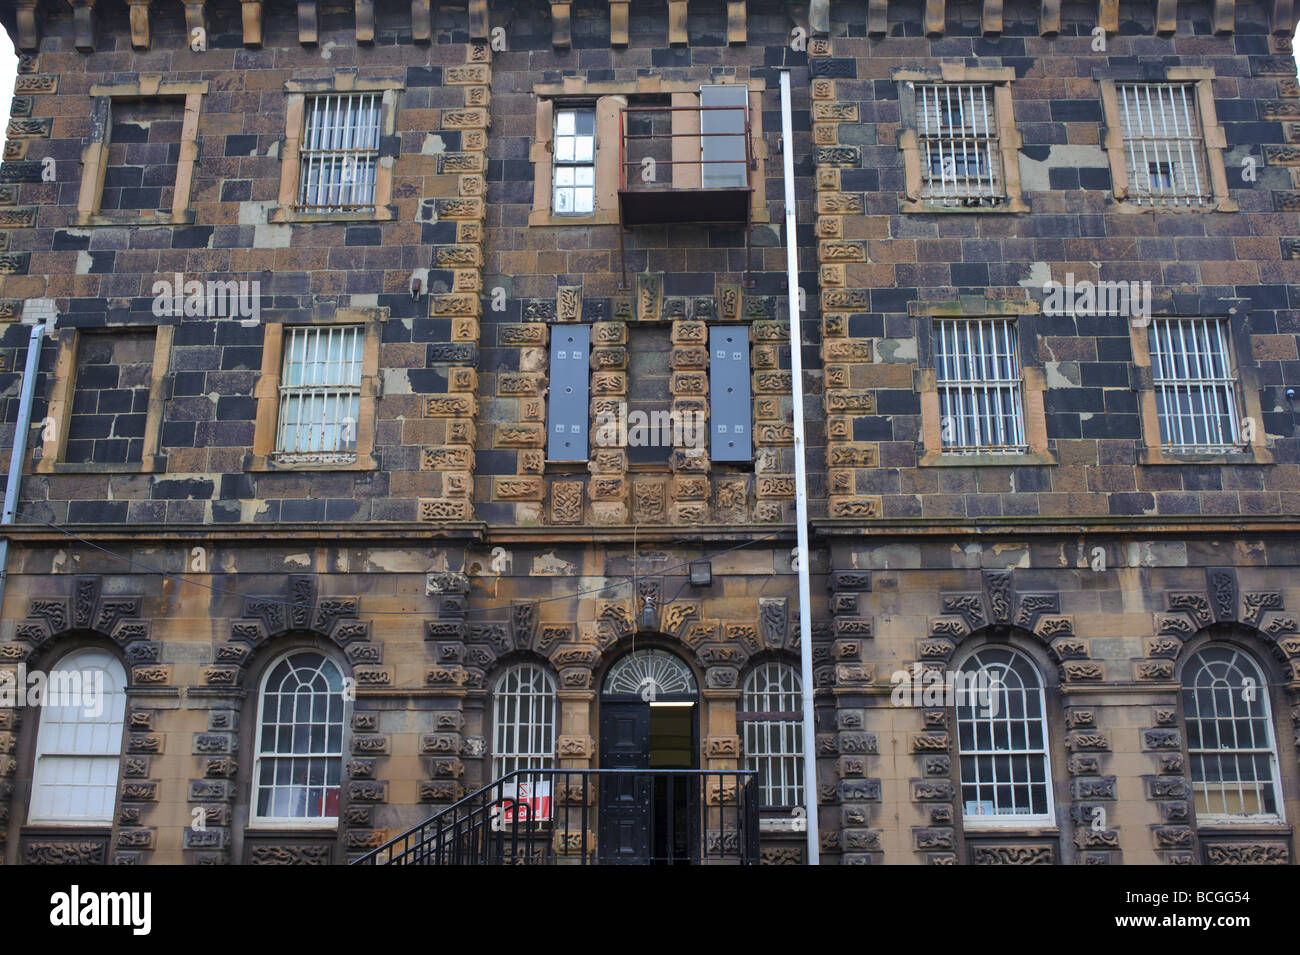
276,326,364,461
1148,317,1242,453
552,107,595,215
27,650,127,826
252,651,345,825
1183,646,1283,821
740,662,804,809
935,318,1026,453
1116,83,1210,207
957,647,1054,824
916,84,1004,207
493,664,557,777
297,93,381,213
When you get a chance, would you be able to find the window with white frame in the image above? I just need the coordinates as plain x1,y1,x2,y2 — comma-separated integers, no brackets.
956,647,1054,825
1183,645,1283,821
1148,317,1242,453
252,651,345,826
1115,83,1210,207
276,325,364,462
916,84,1004,207
552,106,596,215
492,664,556,778
935,318,1026,453
27,649,127,826
297,93,382,213
740,662,804,809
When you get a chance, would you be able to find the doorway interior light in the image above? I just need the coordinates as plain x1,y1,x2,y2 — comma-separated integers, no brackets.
648,701,695,707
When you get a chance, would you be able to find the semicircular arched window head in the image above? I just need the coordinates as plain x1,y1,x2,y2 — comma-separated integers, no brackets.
955,646,1054,827
741,661,804,809
28,648,128,826
251,651,345,828
1182,645,1284,823
602,648,698,698
492,663,557,778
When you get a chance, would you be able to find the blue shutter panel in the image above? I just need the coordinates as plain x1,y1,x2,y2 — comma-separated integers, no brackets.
709,325,752,462
548,325,590,461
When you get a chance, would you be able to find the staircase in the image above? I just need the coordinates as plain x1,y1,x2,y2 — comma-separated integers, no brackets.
351,769,761,865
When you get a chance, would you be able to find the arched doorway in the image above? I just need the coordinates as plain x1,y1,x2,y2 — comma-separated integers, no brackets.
598,647,700,864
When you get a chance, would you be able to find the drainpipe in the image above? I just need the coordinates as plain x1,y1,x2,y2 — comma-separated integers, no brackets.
0,320,49,617
779,69,820,864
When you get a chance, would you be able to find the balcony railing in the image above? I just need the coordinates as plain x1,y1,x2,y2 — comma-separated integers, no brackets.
351,768,761,866
615,101,757,287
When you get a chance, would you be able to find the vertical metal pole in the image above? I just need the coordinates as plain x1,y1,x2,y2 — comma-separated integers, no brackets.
0,321,48,619
779,70,820,864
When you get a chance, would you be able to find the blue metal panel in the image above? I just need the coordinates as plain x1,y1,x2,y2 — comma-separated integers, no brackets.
709,325,752,462
547,324,590,461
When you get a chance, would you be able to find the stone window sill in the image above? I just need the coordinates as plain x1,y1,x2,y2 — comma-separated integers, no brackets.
1111,197,1239,214
529,210,620,227
901,198,1028,214
1140,447,1272,466
919,450,1056,467
245,453,379,473
269,206,394,224
75,211,195,227
38,457,166,475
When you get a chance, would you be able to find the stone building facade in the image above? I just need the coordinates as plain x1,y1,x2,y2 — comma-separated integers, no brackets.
0,0,1297,865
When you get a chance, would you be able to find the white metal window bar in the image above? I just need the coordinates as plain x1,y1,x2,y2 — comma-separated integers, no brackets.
492,664,557,778
276,326,364,463
1183,646,1284,821
740,662,804,808
252,652,345,825
956,647,1054,824
297,93,382,212
916,84,1004,207
1117,83,1210,207
1148,317,1242,453
935,318,1027,453
553,107,596,215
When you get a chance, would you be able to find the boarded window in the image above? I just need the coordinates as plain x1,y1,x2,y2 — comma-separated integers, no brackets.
101,98,183,214
547,325,590,461
65,331,155,465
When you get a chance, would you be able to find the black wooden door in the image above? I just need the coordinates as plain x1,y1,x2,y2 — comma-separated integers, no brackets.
597,702,652,864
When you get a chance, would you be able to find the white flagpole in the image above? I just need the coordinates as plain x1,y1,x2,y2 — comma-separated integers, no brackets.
779,69,820,864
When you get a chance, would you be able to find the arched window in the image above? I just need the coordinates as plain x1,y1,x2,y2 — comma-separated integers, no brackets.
955,646,1054,825
28,649,127,825
1182,645,1284,821
602,648,697,697
740,661,803,808
252,651,345,826
493,663,556,778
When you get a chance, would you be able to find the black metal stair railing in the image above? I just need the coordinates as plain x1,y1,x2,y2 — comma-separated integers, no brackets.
351,769,761,865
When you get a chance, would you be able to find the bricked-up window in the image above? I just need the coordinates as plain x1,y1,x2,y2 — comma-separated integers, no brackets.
740,662,804,809
956,647,1054,826
492,664,556,777
252,652,345,827
100,98,182,213
65,331,155,465
297,94,382,213
1182,646,1284,821
552,107,596,215
626,324,673,465
915,84,1004,207
27,650,127,826
934,318,1027,453
1148,318,1243,453
1115,84,1211,207
275,326,364,462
